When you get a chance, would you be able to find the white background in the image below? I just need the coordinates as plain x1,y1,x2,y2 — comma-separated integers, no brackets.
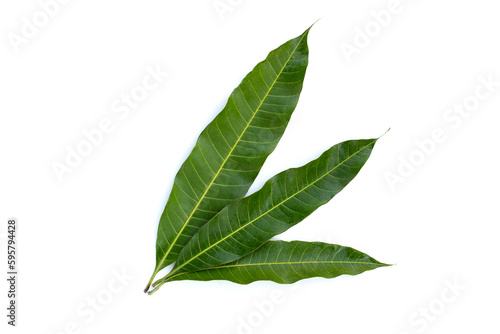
1,0,499,333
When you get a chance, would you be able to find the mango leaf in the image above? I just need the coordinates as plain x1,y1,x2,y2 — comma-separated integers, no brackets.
157,138,378,286
149,240,388,292
145,26,312,290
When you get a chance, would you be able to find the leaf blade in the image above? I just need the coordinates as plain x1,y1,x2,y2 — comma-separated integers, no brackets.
164,138,378,280
147,26,312,289
150,241,388,290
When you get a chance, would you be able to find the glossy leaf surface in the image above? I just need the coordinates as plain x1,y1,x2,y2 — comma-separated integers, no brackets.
146,27,311,289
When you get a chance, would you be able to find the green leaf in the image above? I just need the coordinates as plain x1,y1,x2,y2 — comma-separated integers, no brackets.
145,26,312,290
159,138,378,285
150,241,388,291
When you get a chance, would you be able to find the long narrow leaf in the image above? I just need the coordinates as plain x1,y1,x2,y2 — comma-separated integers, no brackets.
150,241,387,292
160,138,378,284
146,26,312,290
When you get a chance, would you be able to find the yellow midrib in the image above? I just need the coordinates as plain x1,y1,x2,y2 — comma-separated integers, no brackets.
166,260,384,281
167,140,376,278
154,32,308,275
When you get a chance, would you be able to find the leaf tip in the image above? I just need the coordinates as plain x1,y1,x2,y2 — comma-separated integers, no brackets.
305,19,320,34
379,127,391,139
312,18,321,26
373,259,394,268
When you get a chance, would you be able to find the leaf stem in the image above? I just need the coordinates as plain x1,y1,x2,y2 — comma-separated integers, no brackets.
148,277,169,295
144,270,159,293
